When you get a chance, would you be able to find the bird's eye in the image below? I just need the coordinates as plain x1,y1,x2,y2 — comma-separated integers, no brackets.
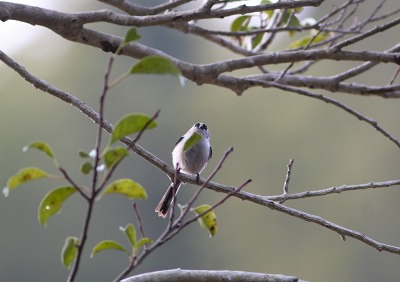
195,122,200,128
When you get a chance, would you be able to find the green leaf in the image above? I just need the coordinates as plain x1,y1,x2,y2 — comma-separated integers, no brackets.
280,9,292,26
277,10,302,36
134,237,152,253
129,55,181,76
110,113,157,144
78,149,90,158
103,147,129,169
23,141,55,159
6,167,48,189
260,0,273,17
38,186,77,226
230,15,251,32
294,7,304,13
123,27,141,44
61,236,80,269
102,178,147,200
251,33,264,49
183,132,202,152
288,15,301,28
120,223,136,247
287,15,301,37
191,204,218,237
4,167,48,197
288,31,331,49
288,35,313,49
80,162,93,175
91,240,128,258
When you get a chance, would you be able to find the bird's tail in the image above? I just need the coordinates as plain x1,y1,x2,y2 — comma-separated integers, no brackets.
155,182,181,218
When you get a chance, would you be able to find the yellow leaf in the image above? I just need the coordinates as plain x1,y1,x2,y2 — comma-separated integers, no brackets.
288,31,332,49
3,167,48,197
192,204,218,237
101,178,147,200
23,141,55,159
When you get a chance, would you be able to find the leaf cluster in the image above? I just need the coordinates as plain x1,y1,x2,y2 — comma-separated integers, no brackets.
230,1,333,50
2,27,218,280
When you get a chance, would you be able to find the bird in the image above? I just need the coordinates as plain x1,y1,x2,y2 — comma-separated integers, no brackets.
155,122,212,218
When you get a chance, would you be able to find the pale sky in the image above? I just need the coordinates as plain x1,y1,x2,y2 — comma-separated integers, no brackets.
0,0,61,54
0,0,267,55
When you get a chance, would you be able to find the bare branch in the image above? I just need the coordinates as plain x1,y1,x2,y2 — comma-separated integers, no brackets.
331,16,400,50
3,1,400,269
228,77,400,149
1,2,399,98
98,0,193,16
121,269,304,282
3,46,400,258
0,1,325,28
245,73,400,97
264,199,400,254
0,50,171,175
267,180,400,202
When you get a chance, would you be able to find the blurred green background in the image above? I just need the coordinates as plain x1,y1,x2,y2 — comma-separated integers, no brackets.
1,0,400,281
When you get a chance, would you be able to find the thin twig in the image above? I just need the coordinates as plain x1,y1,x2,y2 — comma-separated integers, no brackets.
276,7,335,81
95,110,161,194
4,48,400,259
243,78,400,149
280,159,294,204
3,2,400,276
331,43,400,82
177,147,234,222
388,66,400,85
114,146,237,281
0,1,325,28
331,16,400,50
132,202,146,239
167,178,252,241
257,198,400,254
58,167,89,201
130,109,160,147
68,49,117,282
266,179,400,202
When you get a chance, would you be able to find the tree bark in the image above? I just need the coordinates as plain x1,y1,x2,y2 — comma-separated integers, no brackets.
121,269,306,282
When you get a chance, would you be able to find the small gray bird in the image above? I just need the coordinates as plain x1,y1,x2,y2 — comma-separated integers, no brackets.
155,122,212,218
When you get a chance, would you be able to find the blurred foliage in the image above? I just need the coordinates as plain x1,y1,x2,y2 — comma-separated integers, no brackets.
1,0,400,282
